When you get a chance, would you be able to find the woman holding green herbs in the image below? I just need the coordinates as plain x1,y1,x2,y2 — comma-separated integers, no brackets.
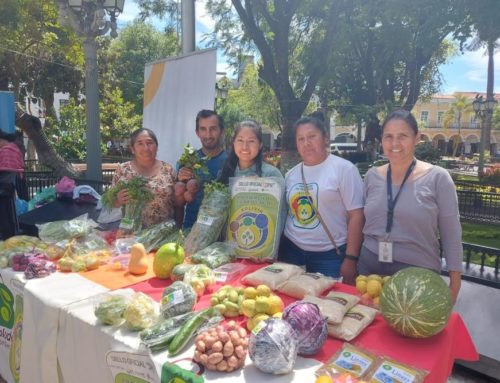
112,128,181,228
217,120,283,183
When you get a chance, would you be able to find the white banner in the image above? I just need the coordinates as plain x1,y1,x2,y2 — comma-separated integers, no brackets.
143,48,217,167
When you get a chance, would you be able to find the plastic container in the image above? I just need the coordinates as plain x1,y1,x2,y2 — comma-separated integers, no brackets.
213,262,247,283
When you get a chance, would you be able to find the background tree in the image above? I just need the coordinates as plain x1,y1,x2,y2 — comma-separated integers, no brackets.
98,20,180,114
463,0,500,155
320,0,463,146
443,94,472,156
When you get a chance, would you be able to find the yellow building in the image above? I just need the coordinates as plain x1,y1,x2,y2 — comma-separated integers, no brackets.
332,91,499,155
412,92,499,155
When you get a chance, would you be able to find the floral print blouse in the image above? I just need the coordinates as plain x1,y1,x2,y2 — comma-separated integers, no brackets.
112,161,176,228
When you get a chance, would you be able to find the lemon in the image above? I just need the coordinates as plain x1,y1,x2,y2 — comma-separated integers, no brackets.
256,284,271,297
253,313,270,326
255,296,270,314
315,375,333,383
367,274,383,283
355,275,367,283
246,317,255,331
272,312,283,318
356,280,367,294
372,296,380,307
240,299,256,318
266,295,284,315
243,286,257,299
366,279,382,298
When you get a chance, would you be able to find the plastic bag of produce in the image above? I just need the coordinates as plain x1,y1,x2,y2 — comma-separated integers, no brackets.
38,214,93,243
160,281,197,319
277,272,337,299
327,304,378,341
191,242,235,269
183,182,230,256
24,258,57,279
135,220,178,252
248,318,299,374
241,262,304,290
94,294,129,326
123,292,159,331
170,263,195,282
183,264,215,296
227,177,285,262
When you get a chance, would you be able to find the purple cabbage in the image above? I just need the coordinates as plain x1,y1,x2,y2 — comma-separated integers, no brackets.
283,301,328,356
248,318,298,375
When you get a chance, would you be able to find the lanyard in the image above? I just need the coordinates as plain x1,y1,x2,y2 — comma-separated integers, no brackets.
385,158,416,233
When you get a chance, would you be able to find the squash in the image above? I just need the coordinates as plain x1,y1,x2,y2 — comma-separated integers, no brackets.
380,267,452,338
128,243,149,275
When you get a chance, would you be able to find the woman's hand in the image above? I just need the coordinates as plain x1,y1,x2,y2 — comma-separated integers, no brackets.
340,259,357,285
114,188,130,207
448,271,461,304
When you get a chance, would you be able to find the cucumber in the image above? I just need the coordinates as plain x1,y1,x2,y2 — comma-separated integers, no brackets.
140,312,195,353
168,307,216,356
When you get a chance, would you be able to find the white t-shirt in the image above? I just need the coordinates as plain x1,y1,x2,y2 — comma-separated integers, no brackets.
284,154,363,251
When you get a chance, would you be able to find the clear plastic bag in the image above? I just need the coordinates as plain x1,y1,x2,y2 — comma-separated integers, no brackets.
190,242,235,269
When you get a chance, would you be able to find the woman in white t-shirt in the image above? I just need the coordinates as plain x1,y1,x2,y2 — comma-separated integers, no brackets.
278,116,364,284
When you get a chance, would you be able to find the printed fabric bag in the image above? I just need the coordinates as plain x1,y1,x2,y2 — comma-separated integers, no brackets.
226,176,285,262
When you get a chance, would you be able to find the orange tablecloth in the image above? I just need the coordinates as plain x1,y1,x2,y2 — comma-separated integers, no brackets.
80,253,157,290
129,260,478,383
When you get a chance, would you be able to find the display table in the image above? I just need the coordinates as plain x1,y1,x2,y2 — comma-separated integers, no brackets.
0,261,479,383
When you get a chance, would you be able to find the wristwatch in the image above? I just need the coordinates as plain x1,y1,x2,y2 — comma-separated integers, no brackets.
344,254,359,262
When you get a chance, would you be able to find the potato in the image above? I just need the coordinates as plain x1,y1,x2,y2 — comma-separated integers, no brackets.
216,360,228,372
207,352,223,365
227,355,239,368
199,354,208,365
218,331,230,343
222,340,234,357
211,340,223,352
195,340,206,352
235,345,246,359
194,350,201,362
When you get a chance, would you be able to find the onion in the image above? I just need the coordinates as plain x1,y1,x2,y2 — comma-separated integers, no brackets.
282,301,328,355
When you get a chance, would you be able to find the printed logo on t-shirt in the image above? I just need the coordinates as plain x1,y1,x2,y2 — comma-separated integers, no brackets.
289,182,320,229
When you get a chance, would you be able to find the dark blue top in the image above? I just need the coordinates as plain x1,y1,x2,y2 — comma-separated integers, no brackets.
182,148,227,228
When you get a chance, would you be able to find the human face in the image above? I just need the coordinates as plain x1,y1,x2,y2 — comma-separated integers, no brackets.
233,126,262,169
381,119,419,165
196,115,223,154
131,131,157,165
296,123,329,166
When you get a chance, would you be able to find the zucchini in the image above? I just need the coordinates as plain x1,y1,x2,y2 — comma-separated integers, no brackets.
140,312,195,353
168,307,216,356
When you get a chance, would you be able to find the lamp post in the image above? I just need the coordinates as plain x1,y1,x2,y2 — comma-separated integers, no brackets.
473,94,498,177
215,80,229,111
58,0,124,181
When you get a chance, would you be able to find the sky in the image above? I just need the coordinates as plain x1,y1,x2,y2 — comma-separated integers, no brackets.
119,0,499,95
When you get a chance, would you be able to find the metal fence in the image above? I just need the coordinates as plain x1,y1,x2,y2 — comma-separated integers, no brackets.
23,170,114,199
443,243,500,289
457,189,500,224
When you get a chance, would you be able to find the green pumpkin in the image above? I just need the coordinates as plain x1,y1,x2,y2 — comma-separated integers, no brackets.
380,267,452,338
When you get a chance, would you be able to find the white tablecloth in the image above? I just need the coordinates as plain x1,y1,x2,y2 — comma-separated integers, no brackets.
56,289,322,383
17,272,108,383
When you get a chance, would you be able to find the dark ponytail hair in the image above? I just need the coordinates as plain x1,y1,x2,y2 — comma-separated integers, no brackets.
218,120,263,185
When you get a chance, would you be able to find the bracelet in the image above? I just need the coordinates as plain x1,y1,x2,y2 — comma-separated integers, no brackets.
344,254,359,262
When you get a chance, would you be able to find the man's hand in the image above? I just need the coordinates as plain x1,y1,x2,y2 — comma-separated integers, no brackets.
178,167,194,182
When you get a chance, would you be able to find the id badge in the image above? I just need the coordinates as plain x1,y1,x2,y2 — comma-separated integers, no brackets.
378,240,393,263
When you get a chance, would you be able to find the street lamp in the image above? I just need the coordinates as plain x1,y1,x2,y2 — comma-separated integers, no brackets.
215,80,229,111
58,0,125,181
473,94,498,177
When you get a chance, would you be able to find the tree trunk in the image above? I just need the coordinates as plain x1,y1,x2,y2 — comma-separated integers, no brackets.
484,40,495,155
15,106,80,178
